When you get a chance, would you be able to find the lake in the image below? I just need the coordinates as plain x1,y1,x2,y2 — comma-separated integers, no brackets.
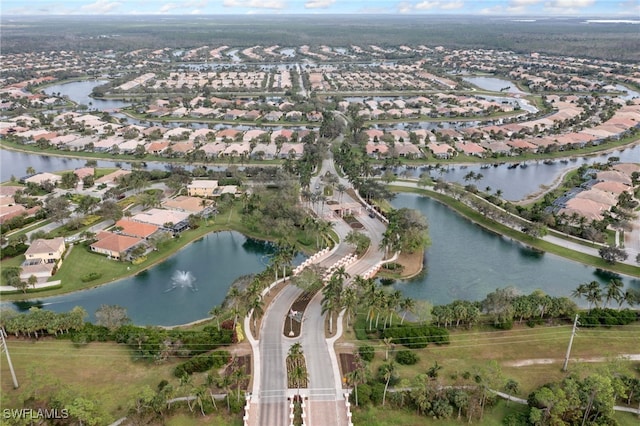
10,232,302,326
389,193,639,304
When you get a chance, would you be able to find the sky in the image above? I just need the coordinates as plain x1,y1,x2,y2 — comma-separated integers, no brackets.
1,0,638,17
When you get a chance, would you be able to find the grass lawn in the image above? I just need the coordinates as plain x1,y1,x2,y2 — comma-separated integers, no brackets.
344,317,640,398
165,413,243,425
351,400,528,425
351,398,640,425
0,339,178,422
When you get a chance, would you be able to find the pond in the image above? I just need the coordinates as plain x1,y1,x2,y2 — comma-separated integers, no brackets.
11,232,304,326
43,80,130,111
462,76,527,94
388,193,639,305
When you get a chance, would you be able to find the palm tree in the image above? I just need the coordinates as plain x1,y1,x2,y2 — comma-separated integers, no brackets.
604,279,624,309
585,280,603,310
321,282,340,334
290,364,308,395
249,296,264,331
209,306,223,331
382,337,393,361
342,287,358,328
336,183,347,204
380,362,396,406
399,297,415,325
346,354,367,407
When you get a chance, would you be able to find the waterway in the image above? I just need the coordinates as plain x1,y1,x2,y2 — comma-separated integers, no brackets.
10,232,303,326
389,193,639,305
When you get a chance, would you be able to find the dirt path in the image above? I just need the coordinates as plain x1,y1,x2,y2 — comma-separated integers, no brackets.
505,354,640,367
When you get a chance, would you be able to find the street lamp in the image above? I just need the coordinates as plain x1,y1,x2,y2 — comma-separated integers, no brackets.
289,313,294,336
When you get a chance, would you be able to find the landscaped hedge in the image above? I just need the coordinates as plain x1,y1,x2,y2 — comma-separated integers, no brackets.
381,324,450,349
173,350,231,377
580,308,638,327
1,243,29,259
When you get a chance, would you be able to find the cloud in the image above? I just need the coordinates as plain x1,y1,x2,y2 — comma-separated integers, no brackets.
411,1,465,11
545,0,595,7
618,0,640,14
397,2,414,13
509,0,541,5
440,1,464,9
80,0,123,14
223,0,287,9
305,0,336,8
415,1,441,9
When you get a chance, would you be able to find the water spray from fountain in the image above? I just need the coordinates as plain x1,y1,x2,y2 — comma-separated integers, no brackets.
165,270,198,292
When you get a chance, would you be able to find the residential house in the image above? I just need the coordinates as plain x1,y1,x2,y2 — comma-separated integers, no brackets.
163,196,213,215
21,237,65,279
90,231,143,261
24,237,65,263
24,172,62,186
114,219,159,240
188,180,219,197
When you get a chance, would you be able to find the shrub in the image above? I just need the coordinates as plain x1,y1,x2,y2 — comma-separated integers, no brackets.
81,272,102,282
381,324,450,349
173,350,231,377
358,344,375,362
395,350,418,365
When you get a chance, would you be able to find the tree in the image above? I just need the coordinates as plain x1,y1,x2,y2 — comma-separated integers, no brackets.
399,297,415,325
482,287,517,328
66,397,106,426
380,362,396,406
604,278,624,308
347,353,367,407
95,304,130,330
98,200,123,221
46,196,71,223
60,172,79,189
2,266,24,292
598,245,628,264
27,275,38,290
209,305,223,331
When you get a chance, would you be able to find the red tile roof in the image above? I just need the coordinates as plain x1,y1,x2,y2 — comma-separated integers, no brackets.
115,219,159,239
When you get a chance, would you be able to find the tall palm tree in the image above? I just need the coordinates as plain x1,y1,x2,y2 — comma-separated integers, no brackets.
381,362,396,406
321,280,340,334
585,280,603,310
342,287,358,328
249,296,264,331
604,279,624,309
209,306,223,331
399,297,415,325
346,354,367,407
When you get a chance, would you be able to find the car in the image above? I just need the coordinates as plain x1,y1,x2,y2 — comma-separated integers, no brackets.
315,184,320,189
369,211,376,218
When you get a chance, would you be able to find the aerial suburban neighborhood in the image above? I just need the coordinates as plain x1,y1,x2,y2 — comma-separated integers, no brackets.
0,10,639,426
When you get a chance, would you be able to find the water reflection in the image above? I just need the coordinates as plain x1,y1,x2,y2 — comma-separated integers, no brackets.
390,193,637,305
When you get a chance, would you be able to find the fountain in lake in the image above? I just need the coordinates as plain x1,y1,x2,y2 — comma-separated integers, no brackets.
166,270,198,292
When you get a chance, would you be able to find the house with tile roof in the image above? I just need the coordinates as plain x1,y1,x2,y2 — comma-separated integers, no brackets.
90,232,143,261
114,219,159,239
188,180,219,198
24,237,65,263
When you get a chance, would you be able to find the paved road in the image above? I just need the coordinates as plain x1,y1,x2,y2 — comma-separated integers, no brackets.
254,283,302,426
249,155,389,425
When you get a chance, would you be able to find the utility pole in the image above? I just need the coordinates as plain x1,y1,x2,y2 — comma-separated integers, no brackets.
562,314,579,372
0,330,19,388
